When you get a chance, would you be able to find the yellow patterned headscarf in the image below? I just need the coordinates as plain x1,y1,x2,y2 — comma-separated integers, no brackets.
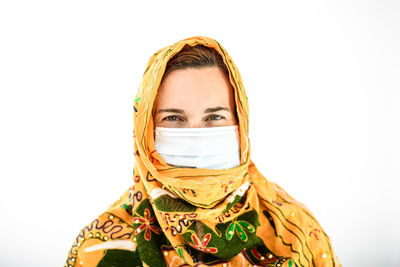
66,36,341,267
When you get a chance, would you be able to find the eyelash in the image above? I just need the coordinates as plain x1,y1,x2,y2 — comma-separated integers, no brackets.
162,115,224,122
206,115,223,121
163,115,183,122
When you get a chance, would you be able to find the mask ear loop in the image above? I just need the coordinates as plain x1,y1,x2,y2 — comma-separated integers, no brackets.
150,92,168,168
225,66,243,164
151,92,159,138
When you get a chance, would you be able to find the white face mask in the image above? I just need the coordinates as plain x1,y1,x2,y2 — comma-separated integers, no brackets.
154,125,241,170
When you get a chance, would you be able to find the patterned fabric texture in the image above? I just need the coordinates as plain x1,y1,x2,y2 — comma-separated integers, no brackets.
65,36,341,267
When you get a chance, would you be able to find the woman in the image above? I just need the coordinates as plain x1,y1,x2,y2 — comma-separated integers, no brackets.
66,36,340,267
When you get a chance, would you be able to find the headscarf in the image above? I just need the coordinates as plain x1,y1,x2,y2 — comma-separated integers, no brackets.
66,36,341,267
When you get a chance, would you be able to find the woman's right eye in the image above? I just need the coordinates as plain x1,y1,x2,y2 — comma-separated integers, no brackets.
163,115,183,121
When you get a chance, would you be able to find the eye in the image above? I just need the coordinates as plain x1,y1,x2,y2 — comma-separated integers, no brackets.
163,115,183,122
206,114,224,121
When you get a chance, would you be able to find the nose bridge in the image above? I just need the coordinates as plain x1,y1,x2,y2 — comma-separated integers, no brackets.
187,121,203,128
185,111,203,128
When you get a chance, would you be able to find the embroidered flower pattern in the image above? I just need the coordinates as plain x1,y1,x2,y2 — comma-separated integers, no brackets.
188,233,218,253
226,219,255,242
250,248,278,264
133,208,161,241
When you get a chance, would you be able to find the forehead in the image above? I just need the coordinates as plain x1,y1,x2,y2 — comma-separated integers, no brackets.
155,67,234,109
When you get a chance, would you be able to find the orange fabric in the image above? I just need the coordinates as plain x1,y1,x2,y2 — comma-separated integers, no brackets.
66,36,340,267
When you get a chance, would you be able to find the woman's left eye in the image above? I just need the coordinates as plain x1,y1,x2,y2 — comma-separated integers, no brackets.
206,115,223,121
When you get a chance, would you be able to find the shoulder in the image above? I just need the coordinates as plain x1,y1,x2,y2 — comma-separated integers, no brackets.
249,163,341,266
65,190,141,266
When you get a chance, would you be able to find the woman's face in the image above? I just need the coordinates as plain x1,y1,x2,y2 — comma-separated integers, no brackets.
153,66,237,128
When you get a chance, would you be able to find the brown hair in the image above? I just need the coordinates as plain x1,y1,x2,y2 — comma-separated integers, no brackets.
163,44,230,79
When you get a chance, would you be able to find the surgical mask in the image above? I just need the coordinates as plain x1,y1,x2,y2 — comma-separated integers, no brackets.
154,125,241,170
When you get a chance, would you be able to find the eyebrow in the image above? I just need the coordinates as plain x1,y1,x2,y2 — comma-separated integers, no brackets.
204,106,230,113
156,108,185,114
156,106,230,115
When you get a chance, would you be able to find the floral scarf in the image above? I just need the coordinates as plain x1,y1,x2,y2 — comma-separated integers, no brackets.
65,36,340,267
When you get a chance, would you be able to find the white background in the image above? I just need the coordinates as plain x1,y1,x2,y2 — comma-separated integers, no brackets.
0,1,399,266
